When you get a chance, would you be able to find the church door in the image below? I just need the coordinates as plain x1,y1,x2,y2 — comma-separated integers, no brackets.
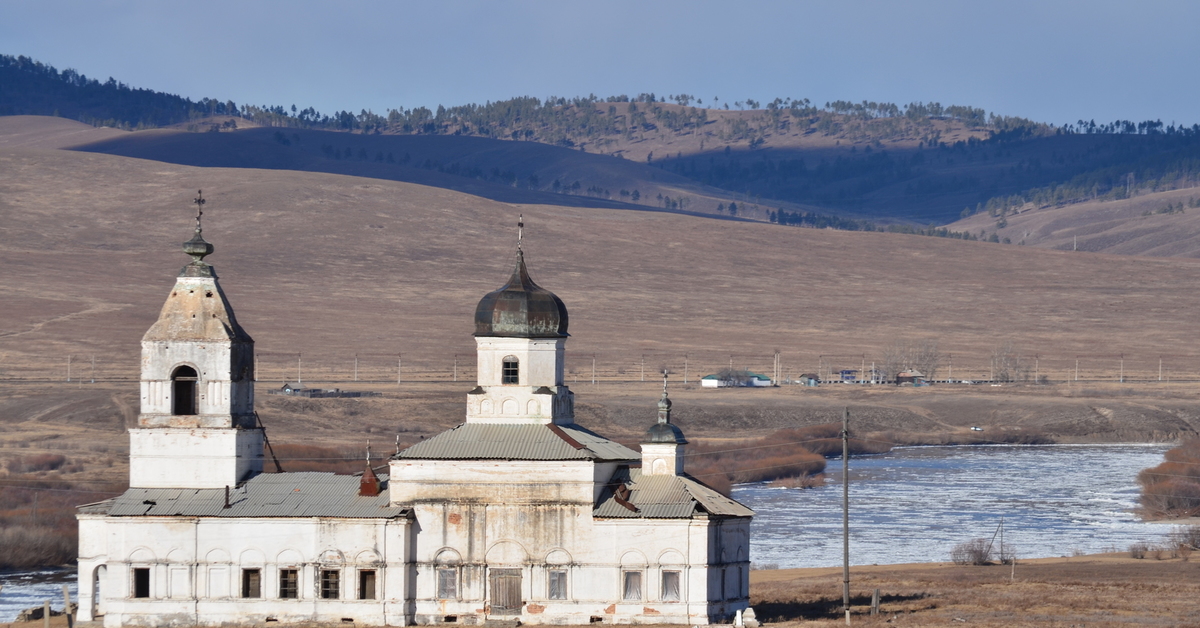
488,569,522,615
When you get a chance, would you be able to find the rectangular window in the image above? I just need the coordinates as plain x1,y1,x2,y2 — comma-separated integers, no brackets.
621,571,642,601
133,568,151,599
548,570,567,600
502,358,519,384
279,569,299,599
358,570,376,600
436,568,457,600
661,571,680,601
320,570,340,600
241,569,261,599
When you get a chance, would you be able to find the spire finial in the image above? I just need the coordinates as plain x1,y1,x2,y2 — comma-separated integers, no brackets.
517,214,524,251
657,371,672,424
181,190,215,275
193,190,206,234
366,438,372,466
395,434,401,456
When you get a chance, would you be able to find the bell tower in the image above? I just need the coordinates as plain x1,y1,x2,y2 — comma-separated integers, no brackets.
468,217,574,424
128,192,263,489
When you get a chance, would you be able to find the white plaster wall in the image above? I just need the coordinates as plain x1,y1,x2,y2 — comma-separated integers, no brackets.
81,515,411,627
389,460,596,504
129,428,263,489
639,443,683,476
474,337,563,388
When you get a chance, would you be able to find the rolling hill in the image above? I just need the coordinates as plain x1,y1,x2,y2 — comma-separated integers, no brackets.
5,115,1200,389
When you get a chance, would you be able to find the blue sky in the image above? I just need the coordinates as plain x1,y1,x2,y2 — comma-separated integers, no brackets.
3,0,1198,126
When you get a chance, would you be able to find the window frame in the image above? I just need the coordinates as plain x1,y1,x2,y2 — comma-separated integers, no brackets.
621,570,642,602
436,567,458,600
171,365,199,415
240,568,261,599
278,568,300,600
132,567,151,599
548,569,568,601
358,569,377,600
660,570,681,602
319,569,341,600
502,356,520,385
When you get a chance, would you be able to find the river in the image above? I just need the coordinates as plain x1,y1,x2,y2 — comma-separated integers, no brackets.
734,443,1179,569
0,444,1181,620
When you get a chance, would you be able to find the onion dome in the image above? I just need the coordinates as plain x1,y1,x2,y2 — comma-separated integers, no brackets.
180,190,216,278
474,248,569,338
645,376,687,444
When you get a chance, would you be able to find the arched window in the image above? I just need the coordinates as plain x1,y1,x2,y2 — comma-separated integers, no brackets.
502,356,519,384
172,366,198,415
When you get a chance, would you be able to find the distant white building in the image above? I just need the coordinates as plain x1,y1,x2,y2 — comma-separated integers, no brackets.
77,211,752,626
699,373,772,388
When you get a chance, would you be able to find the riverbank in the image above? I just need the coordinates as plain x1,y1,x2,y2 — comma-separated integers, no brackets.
750,552,1200,626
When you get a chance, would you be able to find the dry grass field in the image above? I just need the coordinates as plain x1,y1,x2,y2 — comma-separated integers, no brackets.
751,554,1200,627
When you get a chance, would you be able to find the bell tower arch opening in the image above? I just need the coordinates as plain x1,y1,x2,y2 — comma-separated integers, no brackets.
171,365,199,415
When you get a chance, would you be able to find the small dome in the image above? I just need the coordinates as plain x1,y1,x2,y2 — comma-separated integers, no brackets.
475,250,569,338
646,421,687,444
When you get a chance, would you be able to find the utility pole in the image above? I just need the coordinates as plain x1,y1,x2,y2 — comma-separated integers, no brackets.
684,354,689,384
1119,355,1124,383
297,353,302,385
397,354,402,385
842,407,851,625
591,354,596,385
1075,358,1079,382
1159,357,1163,381
90,355,96,383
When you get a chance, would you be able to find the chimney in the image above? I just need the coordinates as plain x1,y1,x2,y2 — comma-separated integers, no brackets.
359,438,380,496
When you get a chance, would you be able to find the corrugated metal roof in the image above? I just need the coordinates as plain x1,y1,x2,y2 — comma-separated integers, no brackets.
394,423,639,462
594,467,755,519
99,472,406,519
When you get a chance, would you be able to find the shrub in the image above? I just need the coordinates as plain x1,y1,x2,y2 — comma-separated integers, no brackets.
1129,542,1148,559
951,538,993,565
5,454,67,473
1139,439,1200,518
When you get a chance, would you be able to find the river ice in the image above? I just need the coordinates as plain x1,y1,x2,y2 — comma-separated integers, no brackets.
734,443,1179,569
0,444,1182,620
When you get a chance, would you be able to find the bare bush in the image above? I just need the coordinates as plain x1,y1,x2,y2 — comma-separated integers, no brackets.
880,339,941,382
5,454,67,473
951,538,993,565
1129,542,1148,559
1138,440,1200,518
991,342,1025,382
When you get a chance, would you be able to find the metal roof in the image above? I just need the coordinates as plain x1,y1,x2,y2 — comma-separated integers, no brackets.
594,467,755,519
394,422,639,462
98,472,406,519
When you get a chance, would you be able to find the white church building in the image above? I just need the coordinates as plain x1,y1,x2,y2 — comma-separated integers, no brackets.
77,208,753,626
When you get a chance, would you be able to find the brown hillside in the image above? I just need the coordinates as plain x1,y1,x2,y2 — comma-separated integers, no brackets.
5,142,1200,384
950,186,1200,257
56,116,813,221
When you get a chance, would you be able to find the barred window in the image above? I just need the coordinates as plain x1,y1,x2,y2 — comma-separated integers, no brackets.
320,570,340,600
279,569,299,599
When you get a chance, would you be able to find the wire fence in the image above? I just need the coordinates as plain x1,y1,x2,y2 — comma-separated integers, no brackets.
6,350,1200,386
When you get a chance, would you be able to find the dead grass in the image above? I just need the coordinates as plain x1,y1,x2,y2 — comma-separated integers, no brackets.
751,554,1200,626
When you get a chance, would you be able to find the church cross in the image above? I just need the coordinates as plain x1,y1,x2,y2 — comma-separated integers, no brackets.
193,190,206,233
517,214,524,250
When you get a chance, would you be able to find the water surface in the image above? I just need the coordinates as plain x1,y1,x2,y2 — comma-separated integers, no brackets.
734,443,1177,569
